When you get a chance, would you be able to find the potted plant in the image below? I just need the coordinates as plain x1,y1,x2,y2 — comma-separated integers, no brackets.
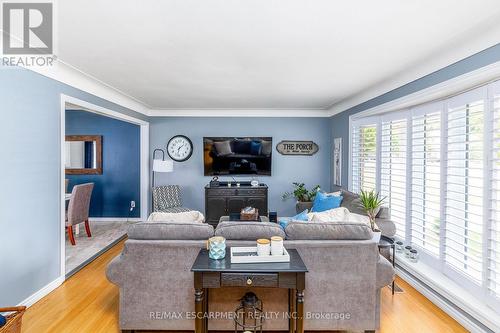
282,182,320,213
359,189,385,242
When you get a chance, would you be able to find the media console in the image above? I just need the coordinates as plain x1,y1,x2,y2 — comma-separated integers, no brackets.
204,182,268,226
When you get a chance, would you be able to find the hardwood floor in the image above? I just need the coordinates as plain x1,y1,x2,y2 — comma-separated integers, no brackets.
22,240,468,333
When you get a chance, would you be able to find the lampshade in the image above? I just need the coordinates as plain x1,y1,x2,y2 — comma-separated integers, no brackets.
153,159,173,173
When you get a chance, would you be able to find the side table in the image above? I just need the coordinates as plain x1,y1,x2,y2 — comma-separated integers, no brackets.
191,248,308,333
378,235,396,295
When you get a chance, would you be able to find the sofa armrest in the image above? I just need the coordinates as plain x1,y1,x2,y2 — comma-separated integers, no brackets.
106,254,124,285
375,217,396,238
376,254,394,288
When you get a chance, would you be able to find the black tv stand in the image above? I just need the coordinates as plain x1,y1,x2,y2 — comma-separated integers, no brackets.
210,181,264,187
205,183,268,226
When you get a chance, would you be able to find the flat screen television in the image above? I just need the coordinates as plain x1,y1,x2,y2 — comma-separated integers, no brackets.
203,137,272,176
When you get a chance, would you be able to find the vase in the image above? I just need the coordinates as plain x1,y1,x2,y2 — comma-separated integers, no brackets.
296,201,313,213
372,230,381,243
208,236,226,260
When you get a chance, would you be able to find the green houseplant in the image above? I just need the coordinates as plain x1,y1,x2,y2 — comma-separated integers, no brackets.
359,189,385,231
282,182,320,213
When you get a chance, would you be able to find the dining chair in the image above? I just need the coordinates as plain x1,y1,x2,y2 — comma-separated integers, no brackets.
66,183,94,245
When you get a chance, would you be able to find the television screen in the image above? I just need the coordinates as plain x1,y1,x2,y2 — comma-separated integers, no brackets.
203,137,272,176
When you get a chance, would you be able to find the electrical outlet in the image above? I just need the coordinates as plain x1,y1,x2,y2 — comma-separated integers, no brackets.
130,201,136,211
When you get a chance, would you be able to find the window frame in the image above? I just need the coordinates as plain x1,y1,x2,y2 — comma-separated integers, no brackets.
348,80,500,311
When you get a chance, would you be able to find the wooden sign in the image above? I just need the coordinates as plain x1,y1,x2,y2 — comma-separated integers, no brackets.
276,141,319,156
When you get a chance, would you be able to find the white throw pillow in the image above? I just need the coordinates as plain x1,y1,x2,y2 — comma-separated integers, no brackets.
308,207,349,222
147,211,205,223
308,207,370,225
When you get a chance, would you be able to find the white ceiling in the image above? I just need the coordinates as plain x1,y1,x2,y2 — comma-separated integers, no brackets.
56,0,500,115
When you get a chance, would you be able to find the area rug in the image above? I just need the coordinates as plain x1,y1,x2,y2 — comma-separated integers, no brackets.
65,220,136,275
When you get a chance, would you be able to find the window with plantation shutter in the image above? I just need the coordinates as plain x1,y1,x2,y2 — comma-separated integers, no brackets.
489,81,500,300
444,87,485,284
380,117,407,239
348,79,500,312
411,105,441,256
351,123,377,193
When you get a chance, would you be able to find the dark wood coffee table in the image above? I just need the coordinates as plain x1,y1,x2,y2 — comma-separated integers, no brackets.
191,248,308,333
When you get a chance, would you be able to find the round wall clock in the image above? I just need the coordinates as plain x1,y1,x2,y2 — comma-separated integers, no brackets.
167,135,193,162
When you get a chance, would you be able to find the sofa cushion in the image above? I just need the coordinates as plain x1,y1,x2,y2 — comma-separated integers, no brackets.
127,222,214,240
284,221,373,240
376,217,397,238
215,221,285,240
340,189,382,216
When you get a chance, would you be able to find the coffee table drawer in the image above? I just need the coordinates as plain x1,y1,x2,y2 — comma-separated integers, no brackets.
221,273,278,287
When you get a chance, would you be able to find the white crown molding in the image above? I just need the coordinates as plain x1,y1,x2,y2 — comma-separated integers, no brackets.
147,108,330,117
328,22,500,117
349,60,500,120
22,20,500,119
26,60,151,116
27,62,329,117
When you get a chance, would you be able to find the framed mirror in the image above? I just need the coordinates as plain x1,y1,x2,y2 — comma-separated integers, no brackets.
65,135,102,175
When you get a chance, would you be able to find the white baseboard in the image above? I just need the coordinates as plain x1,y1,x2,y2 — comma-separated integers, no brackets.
18,276,65,308
396,267,493,333
88,217,141,222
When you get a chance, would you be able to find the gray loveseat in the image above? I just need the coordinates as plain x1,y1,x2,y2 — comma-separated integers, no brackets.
107,220,394,332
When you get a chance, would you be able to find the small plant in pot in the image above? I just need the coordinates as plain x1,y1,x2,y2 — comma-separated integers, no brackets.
359,189,385,241
282,182,320,213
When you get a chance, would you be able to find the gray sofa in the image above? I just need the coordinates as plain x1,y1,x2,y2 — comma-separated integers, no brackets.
107,220,394,332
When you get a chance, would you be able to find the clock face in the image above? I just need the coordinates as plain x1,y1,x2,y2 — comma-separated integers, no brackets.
167,135,193,162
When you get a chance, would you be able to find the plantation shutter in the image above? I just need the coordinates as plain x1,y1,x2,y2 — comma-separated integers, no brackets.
444,87,485,284
351,122,377,193
380,116,407,239
489,80,500,298
411,103,442,256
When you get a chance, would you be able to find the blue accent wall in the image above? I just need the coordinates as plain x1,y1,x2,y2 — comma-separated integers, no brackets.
0,67,147,307
330,43,500,190
66,110,140,218
150,117,331,217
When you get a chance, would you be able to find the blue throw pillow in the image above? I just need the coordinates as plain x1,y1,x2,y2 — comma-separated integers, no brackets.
278,209,309,230
311,192,343,212
279,218,289,230
250,141,262,155
292,209,309,221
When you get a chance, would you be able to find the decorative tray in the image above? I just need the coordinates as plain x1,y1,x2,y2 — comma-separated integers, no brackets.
230,246,290,263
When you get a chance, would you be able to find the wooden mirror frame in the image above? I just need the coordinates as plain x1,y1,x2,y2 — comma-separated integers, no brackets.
65,135,103,175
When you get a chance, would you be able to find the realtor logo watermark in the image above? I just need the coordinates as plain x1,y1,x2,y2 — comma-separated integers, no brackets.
1,1,55,66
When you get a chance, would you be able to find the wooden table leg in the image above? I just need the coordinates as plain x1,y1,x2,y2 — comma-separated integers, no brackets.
204,288,208,333
195,288,204,333
288,289,295,333
296,289,304,333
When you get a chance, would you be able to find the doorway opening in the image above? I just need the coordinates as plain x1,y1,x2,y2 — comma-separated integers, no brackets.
60,95,149,278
